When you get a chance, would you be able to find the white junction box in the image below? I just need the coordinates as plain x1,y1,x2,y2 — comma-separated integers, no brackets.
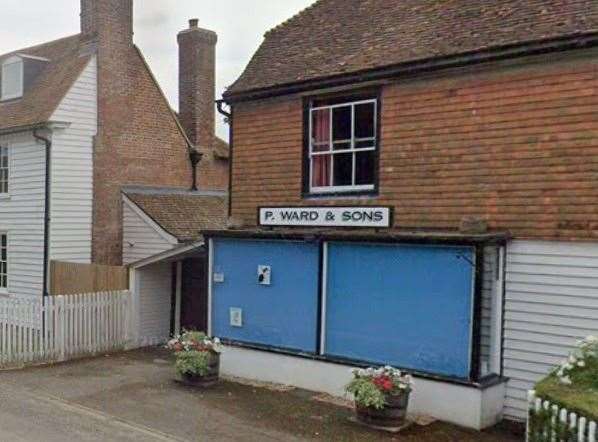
230,308,243,327
213,272,225,283
258,265,271,285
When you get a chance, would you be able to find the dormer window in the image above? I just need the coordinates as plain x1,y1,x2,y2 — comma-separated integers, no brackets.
1,56,24,101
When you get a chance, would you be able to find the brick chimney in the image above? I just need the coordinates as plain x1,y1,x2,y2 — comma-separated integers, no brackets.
178,19,217,151
80,0,133,47
80,0,138,265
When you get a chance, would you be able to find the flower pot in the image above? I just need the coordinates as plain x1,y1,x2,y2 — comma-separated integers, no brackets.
355,390,410,428
178,353,220,388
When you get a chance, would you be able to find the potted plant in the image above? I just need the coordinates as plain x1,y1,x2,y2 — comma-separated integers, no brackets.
346,366,413,429
167,331,223,387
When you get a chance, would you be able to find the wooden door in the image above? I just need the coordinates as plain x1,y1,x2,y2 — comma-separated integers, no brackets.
180,257,208,333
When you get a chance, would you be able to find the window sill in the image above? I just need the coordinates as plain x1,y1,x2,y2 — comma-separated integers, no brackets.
0,95,22,103
303,190,379,200
0,194,11,201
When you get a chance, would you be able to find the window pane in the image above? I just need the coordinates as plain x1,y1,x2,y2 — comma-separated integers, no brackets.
312,155,331,188
355,140,375,149
332,106,351,141
355,102,375,139
311,109,330,145
0,147,7,194
332,141,351,151
333,153,353,187
355,151,375,185
2,61,22,98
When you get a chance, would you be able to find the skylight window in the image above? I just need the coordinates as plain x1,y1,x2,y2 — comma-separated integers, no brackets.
1,57,24,101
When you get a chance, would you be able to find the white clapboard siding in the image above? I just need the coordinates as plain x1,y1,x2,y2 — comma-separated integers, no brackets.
49,56,97,263
122,196,178,265
0,291,131,368
0,131,47,300
504,240,598,420
137,262,172,345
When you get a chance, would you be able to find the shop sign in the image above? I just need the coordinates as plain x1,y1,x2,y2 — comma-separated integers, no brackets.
258,207,392,228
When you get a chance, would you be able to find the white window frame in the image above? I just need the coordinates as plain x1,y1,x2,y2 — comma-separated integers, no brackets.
1,57,24,101
308,98,377,194
0,145,9,196
0,232,8,294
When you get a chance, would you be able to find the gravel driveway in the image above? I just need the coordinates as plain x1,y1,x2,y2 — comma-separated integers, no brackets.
0,348,523,441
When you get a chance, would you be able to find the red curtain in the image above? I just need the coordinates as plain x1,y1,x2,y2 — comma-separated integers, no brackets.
312,110,330,187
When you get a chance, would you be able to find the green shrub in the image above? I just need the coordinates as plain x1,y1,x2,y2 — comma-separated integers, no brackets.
174,350,213,377
345,366,412,410
529,336,598,441
167,331,222,378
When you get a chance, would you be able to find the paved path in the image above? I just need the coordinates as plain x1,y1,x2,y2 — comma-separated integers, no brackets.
0,349,522,442
0,381,180,441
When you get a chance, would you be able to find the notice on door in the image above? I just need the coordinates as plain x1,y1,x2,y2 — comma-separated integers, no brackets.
258,207,392,228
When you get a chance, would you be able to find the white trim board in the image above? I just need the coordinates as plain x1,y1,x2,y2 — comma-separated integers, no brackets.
128,240,204,269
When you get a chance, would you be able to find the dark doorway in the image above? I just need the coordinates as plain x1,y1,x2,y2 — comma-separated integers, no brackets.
180,257,208,332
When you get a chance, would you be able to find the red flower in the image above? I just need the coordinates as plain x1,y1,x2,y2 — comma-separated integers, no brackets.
373,375,394,392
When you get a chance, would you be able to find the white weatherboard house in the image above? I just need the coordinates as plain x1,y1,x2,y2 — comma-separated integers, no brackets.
0,40,97,301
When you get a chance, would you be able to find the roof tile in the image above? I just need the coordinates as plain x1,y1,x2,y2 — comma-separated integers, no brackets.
227,0,598,95
125,190,228,242
0,35,91,131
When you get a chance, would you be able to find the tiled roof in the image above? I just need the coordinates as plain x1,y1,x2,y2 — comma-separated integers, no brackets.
0,35,91,131
227,0,598,96
123,187,228,242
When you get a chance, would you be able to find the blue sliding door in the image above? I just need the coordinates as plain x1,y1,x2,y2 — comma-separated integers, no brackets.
325,243,474,378
211,239,320,353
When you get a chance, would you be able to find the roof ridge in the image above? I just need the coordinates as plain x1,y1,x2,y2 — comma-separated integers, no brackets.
264,0,325,37
1,33,80,59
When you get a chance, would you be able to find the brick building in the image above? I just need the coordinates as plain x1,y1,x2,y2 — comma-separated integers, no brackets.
204,0,598,429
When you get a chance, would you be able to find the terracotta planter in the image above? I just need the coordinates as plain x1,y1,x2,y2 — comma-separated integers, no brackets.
177,353,220,388
355,390,411,428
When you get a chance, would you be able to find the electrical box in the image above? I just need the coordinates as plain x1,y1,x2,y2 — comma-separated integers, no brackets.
257,265,271,285
213,272,225,283
230,308,243,327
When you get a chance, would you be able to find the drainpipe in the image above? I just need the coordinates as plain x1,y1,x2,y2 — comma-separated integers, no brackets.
33,129,51,297
216,100,232,216
189,148,204,191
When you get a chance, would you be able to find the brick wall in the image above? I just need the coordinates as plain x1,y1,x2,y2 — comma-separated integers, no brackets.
197,152,228,190
230,50,598,241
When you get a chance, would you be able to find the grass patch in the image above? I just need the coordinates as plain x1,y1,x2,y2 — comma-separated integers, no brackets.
535,375,598,421
534,336,598,422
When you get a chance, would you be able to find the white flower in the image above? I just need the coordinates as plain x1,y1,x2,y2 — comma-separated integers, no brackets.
560,376,572,385
577,359,586,368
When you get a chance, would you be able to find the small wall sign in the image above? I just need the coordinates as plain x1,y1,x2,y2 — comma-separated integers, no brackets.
259,207,392,228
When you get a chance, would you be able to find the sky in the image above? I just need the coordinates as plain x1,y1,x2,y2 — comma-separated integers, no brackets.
0,0,316,140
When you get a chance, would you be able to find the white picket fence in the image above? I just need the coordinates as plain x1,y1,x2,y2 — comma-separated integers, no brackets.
528,391,597,442
0,291,132,368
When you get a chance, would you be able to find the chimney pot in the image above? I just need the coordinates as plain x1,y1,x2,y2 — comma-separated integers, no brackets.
189,18,199,28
